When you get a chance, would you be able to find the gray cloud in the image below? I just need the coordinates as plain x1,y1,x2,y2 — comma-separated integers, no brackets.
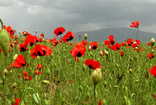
0,0,156,39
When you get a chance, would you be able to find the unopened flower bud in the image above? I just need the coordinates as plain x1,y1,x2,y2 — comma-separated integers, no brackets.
133,41,137,44
104,50,109,55
89,46,91,50
13,54,18,60
42,80,50,85
35,30,38,33
135,46,138,50
3,69,8,76
129,69,132,73
91,68,102,86
0,19,10,56
150,38,155,47
84,33,87,40
99,51,103,56
12,82,17,88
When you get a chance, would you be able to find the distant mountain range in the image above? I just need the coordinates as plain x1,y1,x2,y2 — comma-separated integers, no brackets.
72,27,156,42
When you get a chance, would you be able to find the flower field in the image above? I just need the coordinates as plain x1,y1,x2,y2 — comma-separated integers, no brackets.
0,19,156,105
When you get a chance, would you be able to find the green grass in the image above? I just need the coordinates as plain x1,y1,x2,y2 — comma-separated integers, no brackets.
0,38,156,105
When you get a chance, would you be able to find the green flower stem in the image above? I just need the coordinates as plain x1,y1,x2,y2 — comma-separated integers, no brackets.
94,85,97,105
136,27,139,40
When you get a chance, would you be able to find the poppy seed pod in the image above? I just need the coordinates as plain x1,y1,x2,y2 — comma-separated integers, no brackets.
150,38,155,47
0,19,10,56
91,68,102,86
84,33,87,40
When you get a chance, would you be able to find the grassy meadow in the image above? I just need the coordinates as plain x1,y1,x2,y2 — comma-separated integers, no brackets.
0,36,156,105
0,20,156,105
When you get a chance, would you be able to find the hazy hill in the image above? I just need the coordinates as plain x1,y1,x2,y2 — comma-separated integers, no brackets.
73,27,156,42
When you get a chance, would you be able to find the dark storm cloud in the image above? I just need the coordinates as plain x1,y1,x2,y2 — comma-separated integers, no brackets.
0,0,156,38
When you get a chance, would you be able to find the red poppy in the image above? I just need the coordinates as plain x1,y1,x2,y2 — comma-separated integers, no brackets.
63,31,75,42
85,59,101,69
98,100,102,105
147,43,151,46
24,75,32,81
53,38,59,46
69,80,73,84
69,43,73,45
25,35,37,46
9,41,14,48
37,64,43,70
75,57,79,62
54,27,65,37
18,43,27,52
9,63,13,71
59,38,63,43
0,49,2,52
23,71,32,81
30,44,52,59
13,54,26,68
133,47,141,52
104,39,110,45
40,33,44,37
120,51,124,56
147,65,156,77
4,25,16,38
48,39,52,42
121,42,126,46
82,40,89,46
23,71,27,75
128,38,133,46
111,42,121,51
22,31,31,37
70,45,86,57
108,35,115,45
38,38,42,42
35,70,41,75
147,53,154,59
130,21,139,28
89,41,98,50
131,40,140,48
11,98,21,105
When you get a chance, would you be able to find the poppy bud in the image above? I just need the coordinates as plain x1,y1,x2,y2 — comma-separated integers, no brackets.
88,45,91,50
13,54,18,60
99,51,103,56
43,99,50,105
35,30,38,33
0,19,10,56
151,49,154,53
129,69,132,73
91,68,102,86
150,38,155,47
84,33,87,40
104,50,109,55
135,46,138,50
3,69,8,76
33,93,40,104
42,80,50,85
12,82,17,88
133,41,137,44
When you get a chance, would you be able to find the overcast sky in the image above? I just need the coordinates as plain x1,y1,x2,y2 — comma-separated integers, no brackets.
0,0,156,39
